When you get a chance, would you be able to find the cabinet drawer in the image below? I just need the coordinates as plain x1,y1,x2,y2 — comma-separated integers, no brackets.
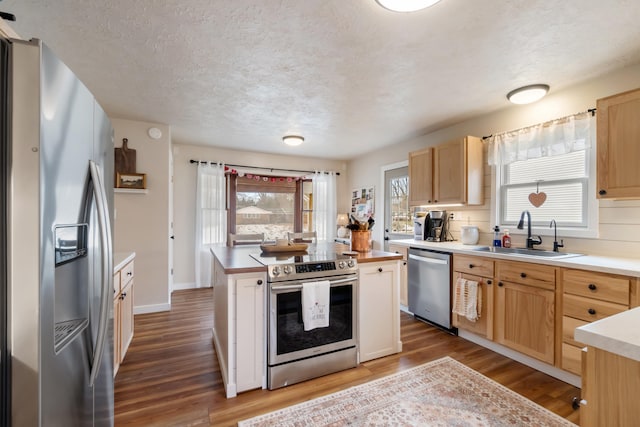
388,244,408,260
121,261,135,287
562,315,589,347
563,293,627,322
562,342,583,375
497,260,555,290
562,269,630,305
454,254,493,277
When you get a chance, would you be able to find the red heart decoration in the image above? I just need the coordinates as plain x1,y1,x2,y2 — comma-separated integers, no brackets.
528,192,547,207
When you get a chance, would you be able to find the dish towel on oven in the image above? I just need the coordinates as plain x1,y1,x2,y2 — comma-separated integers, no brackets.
452,277,481,322
302,280,330,331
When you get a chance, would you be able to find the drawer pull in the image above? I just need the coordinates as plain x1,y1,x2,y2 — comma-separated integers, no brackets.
520,272,527,278
487,280,492,285
378,267,383,273
127,272,132,276
468,264,474,269
588,308,596,315
498,282,503,287
588,283,597,291
257,279,263,285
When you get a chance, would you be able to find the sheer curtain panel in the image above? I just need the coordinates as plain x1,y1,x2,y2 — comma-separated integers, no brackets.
487,111,594,166
195,162,226,288
312,172,337,242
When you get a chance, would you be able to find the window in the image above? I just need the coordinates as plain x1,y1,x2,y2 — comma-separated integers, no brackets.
492,112,597,238
228,174,311,241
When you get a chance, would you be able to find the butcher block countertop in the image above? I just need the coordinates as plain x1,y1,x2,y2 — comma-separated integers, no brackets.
210,242,401,274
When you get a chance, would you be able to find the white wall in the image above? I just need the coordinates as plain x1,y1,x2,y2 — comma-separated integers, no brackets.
111,118,172,313
348,62,640,258
171,144,348,289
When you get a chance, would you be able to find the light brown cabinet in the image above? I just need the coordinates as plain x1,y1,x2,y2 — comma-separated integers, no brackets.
114,258,135,376
560,268,630,375
581,346,640,427
452,255,494,339
495,260,556,364
597,87,640,199
408,136,484,206
388,243,408,307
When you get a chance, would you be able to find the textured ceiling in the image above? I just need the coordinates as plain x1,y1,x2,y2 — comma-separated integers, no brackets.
3,0,640,159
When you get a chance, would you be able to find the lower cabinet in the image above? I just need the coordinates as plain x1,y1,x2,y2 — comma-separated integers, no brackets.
358,261,401,362
387,244,408,307
113,257,135,376
452,255,494,340
495,260,556,365
581,346,640,427
212,255,265,398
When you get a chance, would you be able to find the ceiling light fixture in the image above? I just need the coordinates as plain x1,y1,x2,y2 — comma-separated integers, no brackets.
375,0,442,12
282,135,304,146
506,84,550,105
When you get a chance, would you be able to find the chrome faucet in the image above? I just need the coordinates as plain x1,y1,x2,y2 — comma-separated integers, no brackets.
549,219,564,252
517,210,542,249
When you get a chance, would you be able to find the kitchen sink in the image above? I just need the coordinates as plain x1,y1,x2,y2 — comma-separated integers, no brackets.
472,246,584,259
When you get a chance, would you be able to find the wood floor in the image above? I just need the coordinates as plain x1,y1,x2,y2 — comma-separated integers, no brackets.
114,288,581,426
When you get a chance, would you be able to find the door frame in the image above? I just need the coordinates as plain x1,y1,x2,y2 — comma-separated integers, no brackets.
380,160,409,252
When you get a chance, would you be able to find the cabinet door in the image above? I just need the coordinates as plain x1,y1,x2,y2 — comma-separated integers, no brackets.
597,88,640,199
387,244,408,307
120,279,134,361
113,293,121,376
408,147,433,206
236,274,265,392
358,262,400,362
495,280,555,364
452,273,494,340
434,139,465,204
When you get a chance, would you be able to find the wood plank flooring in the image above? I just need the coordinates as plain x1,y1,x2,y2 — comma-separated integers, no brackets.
114,288,581,426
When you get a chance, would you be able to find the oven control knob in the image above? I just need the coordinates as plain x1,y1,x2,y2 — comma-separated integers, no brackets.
347,259,355,268
283,265,292,275
338,261,346,269
272,266,281,276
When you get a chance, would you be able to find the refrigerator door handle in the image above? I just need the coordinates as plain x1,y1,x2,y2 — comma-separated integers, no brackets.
88,160,113,387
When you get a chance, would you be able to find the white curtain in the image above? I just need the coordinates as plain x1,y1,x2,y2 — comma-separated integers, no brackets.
487,111,594,166
312,171,337,242
195,162,226,288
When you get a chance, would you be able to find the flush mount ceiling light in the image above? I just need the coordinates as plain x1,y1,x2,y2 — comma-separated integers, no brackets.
507,84,550,105
282,135,304,146
375,0,442,12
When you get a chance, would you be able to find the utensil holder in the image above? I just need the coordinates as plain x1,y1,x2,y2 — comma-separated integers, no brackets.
351,230,371,252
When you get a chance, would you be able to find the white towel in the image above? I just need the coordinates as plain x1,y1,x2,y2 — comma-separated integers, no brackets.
452,277,482,322
302,280,330,331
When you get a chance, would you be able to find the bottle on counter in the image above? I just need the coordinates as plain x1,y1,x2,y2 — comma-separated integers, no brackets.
502,229,511,248
493,226,502,247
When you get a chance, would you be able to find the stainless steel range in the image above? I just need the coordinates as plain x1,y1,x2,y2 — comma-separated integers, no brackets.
251,250,358,389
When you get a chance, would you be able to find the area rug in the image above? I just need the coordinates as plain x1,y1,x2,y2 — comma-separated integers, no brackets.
238,357,576,426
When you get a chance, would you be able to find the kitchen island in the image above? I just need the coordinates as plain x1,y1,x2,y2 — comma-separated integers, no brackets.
210,242,402,398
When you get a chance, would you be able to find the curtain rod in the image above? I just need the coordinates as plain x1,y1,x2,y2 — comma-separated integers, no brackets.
482,108,596,140
188,159,340,176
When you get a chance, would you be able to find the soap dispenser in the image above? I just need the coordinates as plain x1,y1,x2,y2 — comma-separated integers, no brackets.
493,226,502,247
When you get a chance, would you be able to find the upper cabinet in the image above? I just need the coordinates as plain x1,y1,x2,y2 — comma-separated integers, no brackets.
409,136,484,206
597,87,640,199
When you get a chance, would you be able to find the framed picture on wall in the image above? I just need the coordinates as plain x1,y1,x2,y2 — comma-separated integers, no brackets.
116,172,147,189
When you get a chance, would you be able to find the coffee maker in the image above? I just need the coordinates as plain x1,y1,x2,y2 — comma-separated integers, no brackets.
425,210,449,242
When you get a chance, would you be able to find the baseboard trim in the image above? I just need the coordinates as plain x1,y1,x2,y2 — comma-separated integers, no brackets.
134,303,171,315
458,330,582,388
172,282,212,291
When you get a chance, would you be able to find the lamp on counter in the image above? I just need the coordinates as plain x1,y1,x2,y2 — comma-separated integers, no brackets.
336,213,350,238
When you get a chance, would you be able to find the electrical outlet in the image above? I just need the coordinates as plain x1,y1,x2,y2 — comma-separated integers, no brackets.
450,211,463,221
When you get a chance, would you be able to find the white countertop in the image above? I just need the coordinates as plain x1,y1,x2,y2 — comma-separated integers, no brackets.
575,307,640,362
389,239,640,277
114,251,136,272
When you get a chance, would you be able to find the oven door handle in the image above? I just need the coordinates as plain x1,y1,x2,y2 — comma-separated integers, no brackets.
271,276,356,290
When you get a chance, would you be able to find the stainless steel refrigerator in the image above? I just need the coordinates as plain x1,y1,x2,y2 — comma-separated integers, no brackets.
1,37,114,426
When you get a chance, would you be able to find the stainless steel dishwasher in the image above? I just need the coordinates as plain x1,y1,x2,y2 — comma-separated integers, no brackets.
407,248,454,331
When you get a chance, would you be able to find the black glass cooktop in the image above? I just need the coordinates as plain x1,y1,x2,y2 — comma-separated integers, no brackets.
250,249,353,266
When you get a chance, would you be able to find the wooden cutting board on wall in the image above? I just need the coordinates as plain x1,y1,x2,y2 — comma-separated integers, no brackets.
114,138,136,184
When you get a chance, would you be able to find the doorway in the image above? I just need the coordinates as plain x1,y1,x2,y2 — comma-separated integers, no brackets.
383,163,412,251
